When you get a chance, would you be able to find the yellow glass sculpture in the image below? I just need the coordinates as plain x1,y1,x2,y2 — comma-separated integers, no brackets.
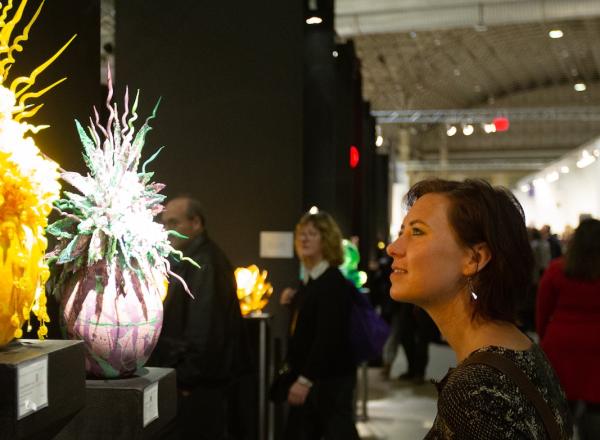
0,0,74,346
235,265,273,316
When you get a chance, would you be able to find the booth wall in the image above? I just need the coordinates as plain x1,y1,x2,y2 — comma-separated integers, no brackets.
115,1,304,293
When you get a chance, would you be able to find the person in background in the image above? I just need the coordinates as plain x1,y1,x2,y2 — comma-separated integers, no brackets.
279,211,359,440
387,178,572,439
537,218,600,440
560,225,574,250
519,227,551,332
395,304,436,385
148,196,248,440
541,224,563,260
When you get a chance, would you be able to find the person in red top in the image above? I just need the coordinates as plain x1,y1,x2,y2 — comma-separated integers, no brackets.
537,218,600,440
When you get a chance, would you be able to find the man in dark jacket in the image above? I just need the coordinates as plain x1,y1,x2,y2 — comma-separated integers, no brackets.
541,224,563,260
149,196,246,439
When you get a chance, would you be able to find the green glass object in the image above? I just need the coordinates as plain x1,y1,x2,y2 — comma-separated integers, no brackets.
339,239,367,288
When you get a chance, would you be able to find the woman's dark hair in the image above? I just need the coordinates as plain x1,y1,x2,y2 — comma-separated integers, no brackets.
405,178,533,323
564,218,600,280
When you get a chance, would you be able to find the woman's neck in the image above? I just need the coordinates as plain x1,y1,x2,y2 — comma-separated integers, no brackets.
303,256,324,271
426,293,531,363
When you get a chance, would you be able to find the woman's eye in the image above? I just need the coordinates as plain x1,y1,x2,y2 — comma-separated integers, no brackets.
411,228,424,236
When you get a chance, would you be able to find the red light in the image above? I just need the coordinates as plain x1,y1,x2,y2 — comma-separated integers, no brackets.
493,117,510,132
350,146,360,168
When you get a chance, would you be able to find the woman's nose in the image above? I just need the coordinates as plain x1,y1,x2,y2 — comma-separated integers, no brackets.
387,237,404,257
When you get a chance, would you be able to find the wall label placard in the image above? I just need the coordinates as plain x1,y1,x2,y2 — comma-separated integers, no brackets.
259,231,294,258
143,382,159,427
17,355,49,419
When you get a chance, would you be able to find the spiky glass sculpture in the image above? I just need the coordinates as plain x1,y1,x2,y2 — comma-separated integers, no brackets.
47,73,192,378
0,0,74,346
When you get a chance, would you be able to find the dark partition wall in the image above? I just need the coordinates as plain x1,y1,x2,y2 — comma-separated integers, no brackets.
11,0,100,174
115,1,304,289
303,19,343,225
374,153,390,244
358,101,377,268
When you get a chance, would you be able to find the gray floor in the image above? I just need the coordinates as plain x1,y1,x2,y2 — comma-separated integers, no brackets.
356,343,456,439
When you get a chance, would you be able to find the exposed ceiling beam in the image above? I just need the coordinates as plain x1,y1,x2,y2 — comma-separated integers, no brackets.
403,159,548,172
420,148,573,160
373,106,600,123
336,0,600,36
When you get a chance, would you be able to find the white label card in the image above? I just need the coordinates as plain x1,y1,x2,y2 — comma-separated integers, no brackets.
143,382,159,427
259,231,294,258
17,356,49,419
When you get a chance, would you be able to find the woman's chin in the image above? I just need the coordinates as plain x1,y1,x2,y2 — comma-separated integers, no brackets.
389,288,412,303
390,287,407,302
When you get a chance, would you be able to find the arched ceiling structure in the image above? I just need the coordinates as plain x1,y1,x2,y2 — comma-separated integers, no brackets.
336,0,600,184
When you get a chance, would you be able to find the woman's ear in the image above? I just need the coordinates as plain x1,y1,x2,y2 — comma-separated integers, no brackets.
464,242,492,276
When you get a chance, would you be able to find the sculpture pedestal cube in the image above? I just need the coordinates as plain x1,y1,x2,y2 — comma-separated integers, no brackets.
0,339,85,440
54,367,176,440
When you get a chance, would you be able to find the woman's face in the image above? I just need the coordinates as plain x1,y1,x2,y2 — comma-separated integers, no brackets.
295,222,323,262
386,193,471,306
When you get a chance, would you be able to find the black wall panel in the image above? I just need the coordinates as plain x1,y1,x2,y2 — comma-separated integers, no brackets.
115,1,304,294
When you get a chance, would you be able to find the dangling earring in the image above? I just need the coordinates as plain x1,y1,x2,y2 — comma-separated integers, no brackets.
467,277,478,300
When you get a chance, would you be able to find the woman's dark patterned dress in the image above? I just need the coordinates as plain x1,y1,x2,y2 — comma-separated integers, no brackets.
425,344,573,439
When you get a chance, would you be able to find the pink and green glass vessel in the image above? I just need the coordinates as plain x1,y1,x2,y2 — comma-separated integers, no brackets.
48,72,195,378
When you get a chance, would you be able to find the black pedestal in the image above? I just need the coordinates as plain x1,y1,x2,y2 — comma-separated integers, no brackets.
0,339,86,440
244,313,273,440
54,367,176,440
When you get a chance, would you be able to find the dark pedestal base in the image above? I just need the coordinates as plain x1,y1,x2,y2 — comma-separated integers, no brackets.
0,339,86,440
54,367,176,440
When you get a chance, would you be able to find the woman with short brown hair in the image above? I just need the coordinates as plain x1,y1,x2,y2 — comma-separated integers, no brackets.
387,178,572,439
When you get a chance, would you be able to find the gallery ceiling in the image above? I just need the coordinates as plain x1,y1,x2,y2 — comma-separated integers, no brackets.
336,0,600,182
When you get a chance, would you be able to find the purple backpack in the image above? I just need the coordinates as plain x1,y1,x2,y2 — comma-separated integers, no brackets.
347,283,391,364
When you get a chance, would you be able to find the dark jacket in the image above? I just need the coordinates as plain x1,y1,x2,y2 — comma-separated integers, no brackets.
148,232,247,388
287,266,355,382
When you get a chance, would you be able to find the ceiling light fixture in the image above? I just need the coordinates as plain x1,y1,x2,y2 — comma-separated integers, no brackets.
549,29,563,39
560,166,569,174
533,178,545,188
375,125,384,147
306,16,323,25
446,125,457,136
462,124,474,136
483,123,496,134
574,83,587,92
520,184,530,193
546,171,559,183
576,150,595,168
332,50,338,58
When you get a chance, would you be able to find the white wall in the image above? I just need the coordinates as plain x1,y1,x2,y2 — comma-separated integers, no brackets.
515,157,600,233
